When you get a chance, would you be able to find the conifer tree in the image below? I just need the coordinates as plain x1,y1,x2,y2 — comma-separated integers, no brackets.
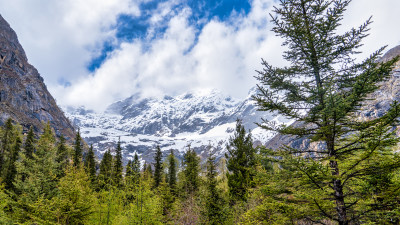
3,132,21,191
24,126,35,159
168,150,177,194
85,144,96,183
182,145,200,195
113,139,123,187
133,153,140,183
14,122,59,221
205,152,224,225
125,160,133,184
73,129,83,167
253,0,400,223
0,118,14,178
153,146,163,189
99,149,113,189
56,135,69,178
225,120,256,202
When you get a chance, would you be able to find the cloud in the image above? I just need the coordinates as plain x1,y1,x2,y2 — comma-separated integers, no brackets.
1,0,399,112
59,0,278,111
0,0,140,86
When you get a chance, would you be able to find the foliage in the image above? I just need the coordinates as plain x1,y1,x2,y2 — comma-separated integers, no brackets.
253,0,400,224
225,119,256,202
153,146,163,189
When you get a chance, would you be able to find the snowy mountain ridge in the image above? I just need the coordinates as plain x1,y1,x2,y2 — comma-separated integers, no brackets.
65,87,293,163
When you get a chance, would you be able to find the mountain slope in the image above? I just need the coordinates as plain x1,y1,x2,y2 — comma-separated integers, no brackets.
66,88,292,162
0,15,75,139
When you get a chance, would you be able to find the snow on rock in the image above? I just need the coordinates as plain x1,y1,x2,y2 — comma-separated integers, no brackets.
65,88,292,163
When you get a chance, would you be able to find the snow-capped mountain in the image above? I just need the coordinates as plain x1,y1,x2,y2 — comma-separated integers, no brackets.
65,88,293,163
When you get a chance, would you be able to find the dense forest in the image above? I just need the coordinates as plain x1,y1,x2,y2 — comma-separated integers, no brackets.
2,0,400,224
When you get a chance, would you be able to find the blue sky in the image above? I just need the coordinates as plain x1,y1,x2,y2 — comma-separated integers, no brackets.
0,0,399,111
88,0,252,72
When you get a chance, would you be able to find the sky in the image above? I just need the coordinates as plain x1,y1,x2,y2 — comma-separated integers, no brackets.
0,0,399,111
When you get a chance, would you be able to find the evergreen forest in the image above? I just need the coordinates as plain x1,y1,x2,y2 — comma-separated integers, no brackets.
2,0,400,224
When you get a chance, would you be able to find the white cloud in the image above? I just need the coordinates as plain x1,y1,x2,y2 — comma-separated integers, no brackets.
1,0,399,112
0,0,141,86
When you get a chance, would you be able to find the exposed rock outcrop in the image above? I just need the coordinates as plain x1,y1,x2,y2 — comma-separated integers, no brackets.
0,15,74,139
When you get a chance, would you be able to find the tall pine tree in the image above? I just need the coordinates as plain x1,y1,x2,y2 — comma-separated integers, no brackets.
153,146,163,189
225,120,256,202
113,139,123,187
85,144,96,183
168,150,177,194
73,129,83,167
182,145,200,195
56,135,69,178
253,0,400,224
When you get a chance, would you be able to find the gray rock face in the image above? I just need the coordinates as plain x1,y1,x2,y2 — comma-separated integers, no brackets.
0,15,75,138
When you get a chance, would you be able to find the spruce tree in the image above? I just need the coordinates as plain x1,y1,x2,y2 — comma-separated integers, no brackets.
182,145,200,195
113,139,123,187
73,129,83,167
56,135,69,178
125,160,133,185
153,146,163,189
24,126,35,159
0,118,14,177
205,152,224,225
3,132,21,191
85,144,96,183
225,120,256,202
167,150,177,194
133,153,140,183
253,0,400,224
99,149,113,189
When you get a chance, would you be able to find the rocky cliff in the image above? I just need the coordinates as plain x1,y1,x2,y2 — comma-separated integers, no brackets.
0,15,74,139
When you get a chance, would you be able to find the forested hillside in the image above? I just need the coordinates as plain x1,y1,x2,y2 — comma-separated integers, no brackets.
2,0,400,224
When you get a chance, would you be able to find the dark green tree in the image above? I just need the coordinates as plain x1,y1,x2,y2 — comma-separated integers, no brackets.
204,152,225,225
3,133,21,191
182,145,200,195
132,153,140,183
225,120,256,202
113,139,123,187
55,135,69,178
153,146,163,189
24,126,35,159
73,129,83,167
253,0,400,224
0,118,14,177
99,149,113,189
167,150,177,194
85,144,96,183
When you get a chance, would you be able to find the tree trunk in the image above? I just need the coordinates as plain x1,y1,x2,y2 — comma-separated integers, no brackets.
330,159,348,225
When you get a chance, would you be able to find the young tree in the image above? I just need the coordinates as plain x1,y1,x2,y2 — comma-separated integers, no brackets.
99,149,113,189
182,145,200,195
73,129,83,167
167,150,177,194
253,0,400,224
85,144,96,183
55,135,69,178
225,120,256,202
53,165,96,224
153,146,163,189
113,139,123,187
132,153,140,183
204,152,225,225
24,126,35,159
13,123,59,221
